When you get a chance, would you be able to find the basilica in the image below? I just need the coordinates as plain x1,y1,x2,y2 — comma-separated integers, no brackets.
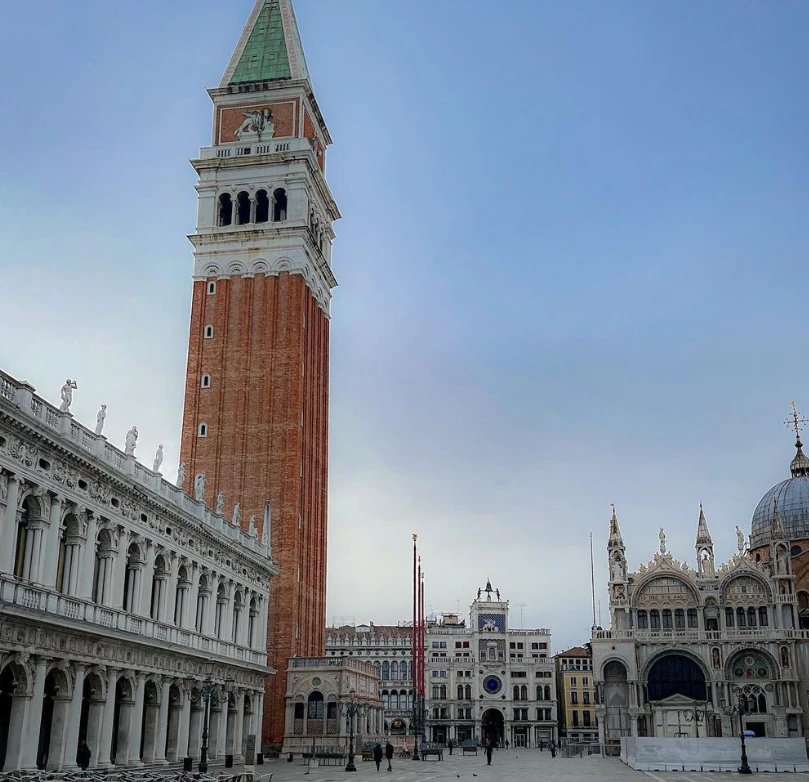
592,424,809,754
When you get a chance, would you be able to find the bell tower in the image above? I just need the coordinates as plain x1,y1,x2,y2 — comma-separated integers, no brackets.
179,0,340,745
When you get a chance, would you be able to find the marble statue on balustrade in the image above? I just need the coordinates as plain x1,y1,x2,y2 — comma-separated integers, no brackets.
95,404,106,435
59,379,77,412
177,462,186,489
248,515,258,538
124,425,138,456
194,473,206,502
736,525,746,552
153,444,164,473
232,503,241,527
216,491,225,515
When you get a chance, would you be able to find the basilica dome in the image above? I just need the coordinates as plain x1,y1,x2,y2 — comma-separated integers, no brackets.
750,438,809,549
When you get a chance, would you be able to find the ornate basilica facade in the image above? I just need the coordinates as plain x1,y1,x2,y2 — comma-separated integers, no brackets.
0,370,276,770
592,429,809,755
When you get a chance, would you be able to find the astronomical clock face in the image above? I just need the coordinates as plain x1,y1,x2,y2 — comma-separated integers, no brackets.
478,613,505,632
483,675,502,695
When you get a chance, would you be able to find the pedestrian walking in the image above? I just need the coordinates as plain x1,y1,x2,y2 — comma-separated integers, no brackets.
550,739,557,758
373,742,383,771
77,741,91,770
505,739,510,750
448,738,454,756
385,740,394,771
485,740,493,766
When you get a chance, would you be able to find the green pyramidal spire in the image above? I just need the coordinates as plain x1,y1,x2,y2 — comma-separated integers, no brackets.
221,0,310,86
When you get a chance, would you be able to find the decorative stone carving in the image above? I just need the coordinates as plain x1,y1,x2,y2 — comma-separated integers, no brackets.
216,491,225,515
153,444,164,473
736,526,746,553
248,516,258,538
124,426,138,456
235,108,274,141
177,462,186,489
59,379,77,413
0,473,7,503
659,527,667,555
232,503,241,527
95,405,107,435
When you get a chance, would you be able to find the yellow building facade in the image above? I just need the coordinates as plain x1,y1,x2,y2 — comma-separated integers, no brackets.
555,646,598,743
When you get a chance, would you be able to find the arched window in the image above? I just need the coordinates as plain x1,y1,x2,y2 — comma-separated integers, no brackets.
92,529,115,605
536,686,543,701
255,189,269,223
13,497,32,578
674,609,685,629
431,685,440,699
781,646,790,668
650,610,660,629
687,608,698,628
198,423,208,437
204,324,214,339
544,685,551,700
218,193,233,226
725,607,735,627
439,684,446,699
465,684,471,700
382,661,389,680
232,590,243,642
150,554,168,621
272,188,287,222
196,574,210,632
520,685,528,701
307,691,324,734
759,607,769,626
513,685,520,701
662,609,672,629
457,685,464,700
390,692,398,709
391,661,399,680
737,607,746,627
401,661,408,681
122,543,141,612
236,191,251,225
215,582,227,638
637,610,648,629
207,281,217,295
201,373,211,388
382,691,389,708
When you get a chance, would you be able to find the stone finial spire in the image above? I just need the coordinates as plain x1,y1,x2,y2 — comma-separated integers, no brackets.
608,503,624,549
785,401,809,477
771,500,786,541
696,503,712,546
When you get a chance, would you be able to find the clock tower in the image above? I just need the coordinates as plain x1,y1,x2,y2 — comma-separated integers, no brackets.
179,0,339,745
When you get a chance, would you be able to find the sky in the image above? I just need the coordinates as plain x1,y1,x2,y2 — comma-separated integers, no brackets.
2,1,809,651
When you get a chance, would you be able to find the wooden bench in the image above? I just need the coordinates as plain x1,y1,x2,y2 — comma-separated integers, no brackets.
420,744,444,761
302,747,347,766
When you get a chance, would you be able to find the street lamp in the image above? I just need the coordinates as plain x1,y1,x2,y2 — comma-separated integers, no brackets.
684,701,713,738
343,689,362,772
721,688,756,775
192,674,235,773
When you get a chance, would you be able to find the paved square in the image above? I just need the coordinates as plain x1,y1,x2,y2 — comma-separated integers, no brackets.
255,748,783,782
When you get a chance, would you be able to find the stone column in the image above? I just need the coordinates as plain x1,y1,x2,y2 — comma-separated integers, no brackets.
165,556,179,626
97,667,119,768
254,691,264,754
128,673,146,766
42,495,65,588
155,677,170,764
177,690,192,761
232,690,245,763
4,692,31,770
62,663,87,769
221,581,234,641
216,696,228,759
139,543,156,618
78,514,99,599
21,657,49,768
186,566,200,630
1,475,21,574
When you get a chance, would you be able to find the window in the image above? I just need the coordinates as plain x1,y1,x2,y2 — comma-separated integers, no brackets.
687,608,698,628
582,677,589,687
201,373,211,388
737,607,746,627
748,607,757,627
570,677,576,687
204,325,214,339
583,711,591,727
571,692,578,704
572,710,579,727
725,607,734,628
583,691,590,704
198,423,208,437
236,191,251,224
217,193,232,227
637,610,648,629
759,607,769,626
255,189,269,223
531,643,539,650
207,281,217,295
650,610,660,629
675,609,685,629
662,609,672,629
273,188,287,222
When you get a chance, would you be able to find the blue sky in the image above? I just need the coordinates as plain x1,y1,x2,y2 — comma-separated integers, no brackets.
2,1,809,649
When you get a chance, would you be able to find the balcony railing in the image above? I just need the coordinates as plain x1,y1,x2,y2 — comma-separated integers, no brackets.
0,575,266,666
593,627,808,642
198,137,314,160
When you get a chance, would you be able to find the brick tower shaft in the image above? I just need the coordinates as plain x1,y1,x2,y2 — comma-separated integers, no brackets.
179,0,339,746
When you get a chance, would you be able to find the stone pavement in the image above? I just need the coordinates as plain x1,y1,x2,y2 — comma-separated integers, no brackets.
248,748,788,782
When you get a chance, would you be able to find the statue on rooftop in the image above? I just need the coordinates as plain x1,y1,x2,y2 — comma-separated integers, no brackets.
216,491,225,514
659,527,667,555
176,462,186,489
153,444,164,473
95,404,107,435
124,425,138,456
248,515,258,538
736,526,746,553
194,473,206,502
59,379,77,413
232,503,241,527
